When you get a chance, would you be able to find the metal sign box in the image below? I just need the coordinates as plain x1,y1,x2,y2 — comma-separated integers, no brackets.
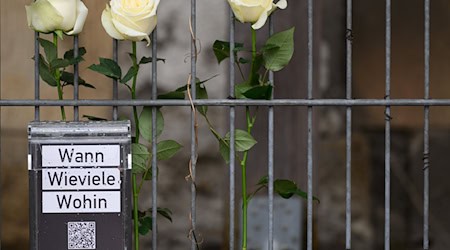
28,121,132,250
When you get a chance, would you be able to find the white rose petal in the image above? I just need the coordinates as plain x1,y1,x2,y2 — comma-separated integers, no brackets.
66,0,88,35
102,0,159,45
228,0,287,30
112,18,151,45
25,0,63,33
252,11,268,30
101,5,126,40
25,0,88,35
46,0,77,31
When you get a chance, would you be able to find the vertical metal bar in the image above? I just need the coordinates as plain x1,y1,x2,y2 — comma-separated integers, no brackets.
31,30,40,250
267,17,275,250
423,0,430,249
113,40,119,121
229,8,236,250
306,0,314,249
34,32,40,121
151,29,159,249
190,0,197,248
384,0,392,249
345,0,353,249
0,3,3,247
73,36,79,121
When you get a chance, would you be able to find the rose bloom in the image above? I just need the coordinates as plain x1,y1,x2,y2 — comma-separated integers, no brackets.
228,0,287,29
25,0,88,35
102,0,159,45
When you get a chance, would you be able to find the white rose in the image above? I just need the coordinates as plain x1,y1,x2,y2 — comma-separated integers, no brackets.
25,0,88,35
101,0,160,45
228,0,287,30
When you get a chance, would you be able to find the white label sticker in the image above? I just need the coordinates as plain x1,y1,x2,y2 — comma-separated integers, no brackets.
28,154,32,170
42,145,120,167
42,169,121,190
42,191,121,213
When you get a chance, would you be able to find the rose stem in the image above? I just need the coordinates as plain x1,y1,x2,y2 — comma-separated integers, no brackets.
53,33,66,121
130,41,140,250
241,27,258,250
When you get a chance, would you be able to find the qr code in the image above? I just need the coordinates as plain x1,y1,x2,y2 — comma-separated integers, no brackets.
67,221,96,249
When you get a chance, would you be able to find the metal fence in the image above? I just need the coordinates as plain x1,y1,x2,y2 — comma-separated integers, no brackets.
0,0,436,249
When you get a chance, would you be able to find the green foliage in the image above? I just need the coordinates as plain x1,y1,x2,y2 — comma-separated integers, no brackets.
156,140,182,160
196,83,209,116
138,207,172,235
132,143,150,174
219,139,231,164
138,107,164,142
217,129,257,163
157,76,216,104
212,40,244,64
225,129,257,152
157,91,185,100
262,27,295,71
64,47,87,60
248,54,263,86
235,83,273,100
34,38,88,89
88,58,122,80
38,38,57,62
121,65,139,84
36,54,57,87
251,175,320,202
60,72,95,89
139,56,166,65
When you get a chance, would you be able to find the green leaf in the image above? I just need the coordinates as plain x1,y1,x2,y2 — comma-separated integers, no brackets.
274,179,297,199
262,27,295,71
138,216,152,235
82,115,107,121
156,140,182,160
64,47,87,59
35,54,58,87
150,207,173,222
50,58,72,69
138,207,173,235
219,139,230,164
128,52,137,64
54,30,64,40
212,40,244,64
249,54,263,86
121,65,139,84
224,129,257,152
139,56,166,65
253,176,319,202
175,75,218,92
63,47,86,65
235,83,253,99
38,38,57,63
157,91,185,99
88,58,122,79
132,143,150,174
239,57,250,64
60,71,95,89
139,107,164,142
257,175,269,185
196,84,208,116
243,85,273,100
142,166,160,180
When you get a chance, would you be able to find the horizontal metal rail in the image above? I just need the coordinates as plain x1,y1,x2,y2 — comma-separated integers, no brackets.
1,99,450,107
